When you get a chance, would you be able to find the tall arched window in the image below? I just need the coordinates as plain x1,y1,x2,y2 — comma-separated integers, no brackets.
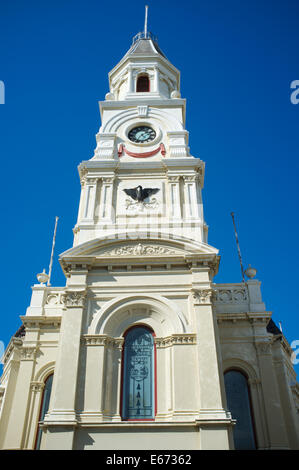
35,373,53,450
121,326,156,420
224,370,256,450
136,74,150,92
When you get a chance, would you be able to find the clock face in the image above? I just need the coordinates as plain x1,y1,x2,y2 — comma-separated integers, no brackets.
128,126,156,143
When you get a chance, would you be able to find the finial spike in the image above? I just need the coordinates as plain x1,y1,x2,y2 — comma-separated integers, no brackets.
144,5,148,38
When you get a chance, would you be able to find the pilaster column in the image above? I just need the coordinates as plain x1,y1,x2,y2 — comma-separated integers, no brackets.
2,345,39,449
153,66,160,93
192,287,229,416
99,176,115,223
44,290,86,450
183,175,200,219
128,66,134,93
255,340,289,449
192,286,231,449
102,338,123,420
167,175,181,220
82,178,98,223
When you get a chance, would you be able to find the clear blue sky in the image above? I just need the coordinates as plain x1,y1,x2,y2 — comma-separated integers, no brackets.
0,0,298,375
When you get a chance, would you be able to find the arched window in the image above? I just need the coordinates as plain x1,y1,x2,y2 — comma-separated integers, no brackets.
224,370,256,450
136,74,150,92
35,374,53,449
121,326,156,420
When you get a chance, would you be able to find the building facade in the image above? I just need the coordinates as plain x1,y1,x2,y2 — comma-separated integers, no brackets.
0,30,298,450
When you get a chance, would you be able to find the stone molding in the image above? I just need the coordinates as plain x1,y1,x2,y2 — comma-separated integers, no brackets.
83,334,196,349
83,335,124,349
155,334,197,348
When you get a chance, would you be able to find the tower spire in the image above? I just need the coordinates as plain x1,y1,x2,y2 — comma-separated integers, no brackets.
144,5,148,38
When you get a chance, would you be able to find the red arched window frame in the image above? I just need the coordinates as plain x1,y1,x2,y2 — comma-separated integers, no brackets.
120,324,157,421
136,74,150,92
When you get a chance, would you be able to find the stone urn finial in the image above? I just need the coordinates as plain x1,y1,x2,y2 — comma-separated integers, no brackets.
36,269,49,285
245,265,257,279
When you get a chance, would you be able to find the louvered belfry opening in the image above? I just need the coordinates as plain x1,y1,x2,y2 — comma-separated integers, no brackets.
136,74,150,92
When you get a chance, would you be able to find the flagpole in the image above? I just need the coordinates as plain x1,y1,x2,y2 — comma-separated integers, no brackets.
47,216,59,287
144,5,148,38
231,212,245,283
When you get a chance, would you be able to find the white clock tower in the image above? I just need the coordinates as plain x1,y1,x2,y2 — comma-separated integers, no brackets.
1,15,298,451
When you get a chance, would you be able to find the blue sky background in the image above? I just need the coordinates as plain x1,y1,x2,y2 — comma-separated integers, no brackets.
0,0,298,375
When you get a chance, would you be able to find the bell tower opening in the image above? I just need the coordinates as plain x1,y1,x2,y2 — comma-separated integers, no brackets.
136,74,150,92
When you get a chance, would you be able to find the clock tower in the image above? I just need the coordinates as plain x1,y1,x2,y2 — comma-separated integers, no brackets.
1,16,298,451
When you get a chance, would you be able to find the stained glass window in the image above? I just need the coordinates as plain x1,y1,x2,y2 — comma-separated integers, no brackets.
122,326,155,420
224,370,256,450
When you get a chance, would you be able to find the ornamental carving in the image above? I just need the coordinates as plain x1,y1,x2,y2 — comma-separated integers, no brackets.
212,287,248,304
30,381,45,392
45,292,65,306
102,243,178,257
62,291,86,308
20,346,39,361
192,289,213,305
255,341,272,355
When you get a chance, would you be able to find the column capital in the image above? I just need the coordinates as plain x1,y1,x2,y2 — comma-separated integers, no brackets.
62,290,87,309
192,288,213,305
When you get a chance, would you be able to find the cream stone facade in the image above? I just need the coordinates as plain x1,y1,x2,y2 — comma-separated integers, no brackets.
0,29,298,451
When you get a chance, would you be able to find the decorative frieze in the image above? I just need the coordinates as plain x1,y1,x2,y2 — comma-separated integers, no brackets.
212,286,248,304
99,243,179,257
45,292,65,306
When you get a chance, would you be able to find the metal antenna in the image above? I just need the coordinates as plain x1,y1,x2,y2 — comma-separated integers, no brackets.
144,5,149,38
231,212,245,283
47,216,59,287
